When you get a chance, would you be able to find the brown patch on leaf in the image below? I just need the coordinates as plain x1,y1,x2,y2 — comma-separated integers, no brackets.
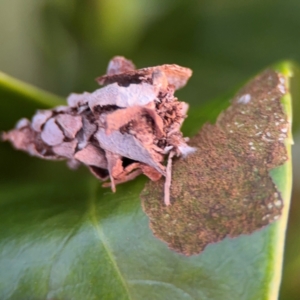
141,69,290,255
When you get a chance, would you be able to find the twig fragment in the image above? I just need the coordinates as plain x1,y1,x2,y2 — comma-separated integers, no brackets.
164,151,175,206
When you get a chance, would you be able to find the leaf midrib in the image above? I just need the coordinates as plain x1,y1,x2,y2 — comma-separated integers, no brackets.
88,180,133,300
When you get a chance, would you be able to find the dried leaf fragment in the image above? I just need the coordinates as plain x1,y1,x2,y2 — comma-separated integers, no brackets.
41,118,65,146
141,69,291,255
88,82,159,110
95,129,166,175
97,60,192,91
106,56,136,75
2,56,193,202
105,105,164,137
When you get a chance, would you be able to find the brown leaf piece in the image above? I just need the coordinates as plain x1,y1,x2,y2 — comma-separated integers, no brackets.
105,105,164,137
97,64,192,91
74,144,107,169
2,56,193,199
55,114,82,139
106,56,136,75
141,69,290,255
95,129,166,175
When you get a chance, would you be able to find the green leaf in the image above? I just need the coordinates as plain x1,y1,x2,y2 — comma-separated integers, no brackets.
0,63,293,300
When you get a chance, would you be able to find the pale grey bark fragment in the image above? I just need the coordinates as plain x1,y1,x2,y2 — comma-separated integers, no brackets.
77,117,97,150
88,82,157,111
53,140,77,159
56,114,82,139
32,110,52,132
41,118,64,146
96,128,166,175
74,144,107,169
67,92,90,108
16,118,30,129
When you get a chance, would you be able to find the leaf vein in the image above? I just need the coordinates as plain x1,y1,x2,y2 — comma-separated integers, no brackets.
88,182,132,300
129,279,196,300
45,218,84,298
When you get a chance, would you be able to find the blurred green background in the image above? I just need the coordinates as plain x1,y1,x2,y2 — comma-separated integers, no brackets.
0,0,300,299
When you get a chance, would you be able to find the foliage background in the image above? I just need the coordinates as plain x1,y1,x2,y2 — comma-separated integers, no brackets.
0,0,299,299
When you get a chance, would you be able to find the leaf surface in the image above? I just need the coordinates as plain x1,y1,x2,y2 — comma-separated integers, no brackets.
0,63,293,300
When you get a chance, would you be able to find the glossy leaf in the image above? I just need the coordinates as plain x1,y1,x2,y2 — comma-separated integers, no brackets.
0,63,293,300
